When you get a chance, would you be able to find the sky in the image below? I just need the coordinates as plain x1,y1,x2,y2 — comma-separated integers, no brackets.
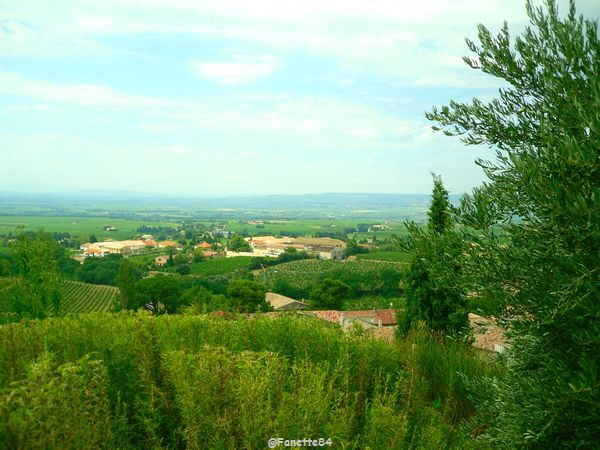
1,0,598,197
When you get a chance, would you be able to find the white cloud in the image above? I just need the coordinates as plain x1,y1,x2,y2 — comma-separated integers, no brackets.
192,54,279,85
3,0,598,86
0,72,416,151
0,72,177,109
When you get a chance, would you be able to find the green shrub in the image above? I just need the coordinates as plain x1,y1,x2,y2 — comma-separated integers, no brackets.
0,312,496,448
0,352,117,449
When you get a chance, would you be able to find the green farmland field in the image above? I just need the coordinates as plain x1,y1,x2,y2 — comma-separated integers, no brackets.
188,256,255,276
357,251,412,263
61,281,118,313
0,216,179,241
0,279,117,314
225,219,410,238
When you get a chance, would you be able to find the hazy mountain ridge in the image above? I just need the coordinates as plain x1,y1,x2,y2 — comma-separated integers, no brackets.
0,192,462,220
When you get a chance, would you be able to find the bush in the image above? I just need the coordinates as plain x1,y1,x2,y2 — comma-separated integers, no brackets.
309,279,351,310
0,353,117,449
0,312,494,448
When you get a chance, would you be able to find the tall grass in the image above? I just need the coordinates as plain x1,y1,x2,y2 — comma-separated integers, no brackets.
0,312,501,449
397,325,504,424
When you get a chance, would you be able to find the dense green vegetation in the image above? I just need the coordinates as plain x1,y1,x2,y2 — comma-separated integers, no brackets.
309,279,351,310
0,313,500,449
0,2,596,448
264,259,405,300
0,278,17,313
9,229,62,319
79,254,125,285
423,1,600,446
0,280,117,315
398,174,469,336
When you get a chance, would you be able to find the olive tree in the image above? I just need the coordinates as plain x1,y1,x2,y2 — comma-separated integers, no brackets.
426,1,599,446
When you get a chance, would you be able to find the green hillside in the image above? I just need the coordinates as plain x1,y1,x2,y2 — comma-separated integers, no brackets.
187,256,254,276
357,251,412,263
263,258,407,299
0,279,117,314
61,281,118,313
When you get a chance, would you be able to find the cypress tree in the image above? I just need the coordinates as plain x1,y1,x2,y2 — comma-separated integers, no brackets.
427,173,451,234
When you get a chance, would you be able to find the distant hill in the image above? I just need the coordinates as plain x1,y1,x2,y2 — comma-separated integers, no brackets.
0,192,460,220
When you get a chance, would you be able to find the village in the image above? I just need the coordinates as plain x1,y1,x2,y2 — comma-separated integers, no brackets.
78,234,348,263
75,233,507,355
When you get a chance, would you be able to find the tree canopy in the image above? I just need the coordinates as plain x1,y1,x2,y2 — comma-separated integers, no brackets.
399,175,467,336
135,275,183,314
426,1,599,446
309,279,351,310
227,236,252,252
427,173,452,234
9,229,62,319
227,279,270,313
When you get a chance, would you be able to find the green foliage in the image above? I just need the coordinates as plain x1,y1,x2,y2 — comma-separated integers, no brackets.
56,254,80,280
0,259,10,277
174,264,191,275
427,173,452,234
79,254,122,285
0,313,498,448
0,352,116,449
399,177,469,336
227,279,270,312
271,277,307,300
227,235,252,252
265,259,405,299
135,275,183,314
310,278,351,310
115,258,139,310
173,252,189,266
9,229,62,319
426,1,600,446
192,249,205,263
344,240,369,257
180,285,231,313
397,324,504,425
